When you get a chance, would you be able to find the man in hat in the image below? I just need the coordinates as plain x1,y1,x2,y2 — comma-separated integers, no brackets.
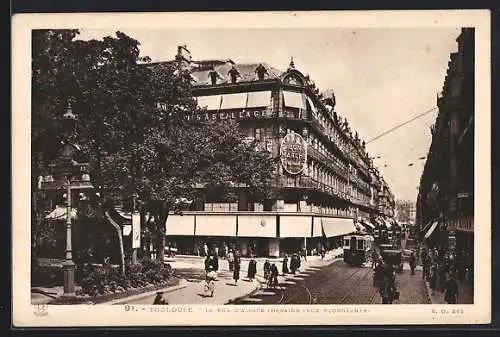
153,291,168,305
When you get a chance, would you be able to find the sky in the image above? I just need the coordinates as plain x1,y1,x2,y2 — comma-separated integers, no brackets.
77,27,462,202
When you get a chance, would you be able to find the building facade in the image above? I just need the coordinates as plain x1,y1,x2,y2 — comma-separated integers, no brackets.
417,28,474,257
157,46,396,257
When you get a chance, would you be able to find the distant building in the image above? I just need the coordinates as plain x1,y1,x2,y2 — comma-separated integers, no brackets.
417,28,474,256
149,46,396,257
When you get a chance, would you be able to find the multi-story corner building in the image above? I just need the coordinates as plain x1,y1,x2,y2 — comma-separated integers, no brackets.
417,28,474,257
155,46,396,257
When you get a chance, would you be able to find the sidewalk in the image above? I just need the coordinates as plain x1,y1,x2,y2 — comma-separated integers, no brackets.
424,278,474,304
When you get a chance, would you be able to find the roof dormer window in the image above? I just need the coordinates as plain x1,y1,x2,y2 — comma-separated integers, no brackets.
255,64,268,81
208,68,223,86
228,66,241,84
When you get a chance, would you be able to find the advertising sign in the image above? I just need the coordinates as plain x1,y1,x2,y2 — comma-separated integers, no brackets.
132,212,141,249
280,130,307,175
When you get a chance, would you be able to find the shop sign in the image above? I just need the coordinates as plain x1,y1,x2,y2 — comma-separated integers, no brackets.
280,131,307,175
186,110,268,121
448,217,474,233
132,212,141,249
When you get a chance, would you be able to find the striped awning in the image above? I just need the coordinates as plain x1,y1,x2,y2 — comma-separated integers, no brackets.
360,219,375,230
45,206,77,220
424,221,439,239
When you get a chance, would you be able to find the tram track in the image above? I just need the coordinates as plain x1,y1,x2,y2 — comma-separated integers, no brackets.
279,263,364,304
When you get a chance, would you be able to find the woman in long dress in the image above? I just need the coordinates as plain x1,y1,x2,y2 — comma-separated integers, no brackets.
233,252,241,285
247,258,257,281
282,254,289,275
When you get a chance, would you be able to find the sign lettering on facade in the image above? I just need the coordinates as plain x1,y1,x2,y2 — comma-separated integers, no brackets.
280,131,307,175
184,110,268,121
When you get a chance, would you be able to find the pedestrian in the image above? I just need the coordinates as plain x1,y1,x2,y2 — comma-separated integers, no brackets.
282,254,289,275
270,263,279,288
247,257,257,281
409,252,416,275
373,258,384,287
233,250,241,285
290,253,300,274
153,291,168,305
203,243,208,257
227,249,234,272
224,244,229,259
214,245,219,258
204,265,217,297
213,254,219,272
444,272,459,304
301,247,307,261
379,263,397,304
371,249,378,268
263,259,271,280
205,255,213,273
429,265,438,296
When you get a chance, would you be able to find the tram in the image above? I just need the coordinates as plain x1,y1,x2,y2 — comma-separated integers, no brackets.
343,234,374,266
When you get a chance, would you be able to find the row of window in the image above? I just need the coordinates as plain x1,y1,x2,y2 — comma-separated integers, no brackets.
202,202,354,216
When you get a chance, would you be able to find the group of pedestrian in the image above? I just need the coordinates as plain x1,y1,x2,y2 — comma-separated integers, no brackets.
263,259,279,288
421,246,460,304
282,253,302,275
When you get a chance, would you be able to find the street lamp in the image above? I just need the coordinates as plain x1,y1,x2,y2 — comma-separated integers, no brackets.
61,99,77,297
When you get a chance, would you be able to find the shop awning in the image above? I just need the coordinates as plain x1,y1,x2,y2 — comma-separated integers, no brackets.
195,215,237,237
280,215,312,238
321,217,357,237
197,95,222,110
45,206,77,220
359,218,375,230
237,215,276,237
283,91,305,109
424,221,439,239
306,96,318,113
421,220,433,234
312,217,323,237
165,215,195,236
247,91,272,108
220,93,247,110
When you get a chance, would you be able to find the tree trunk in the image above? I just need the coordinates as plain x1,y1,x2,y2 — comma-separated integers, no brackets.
104,211,126,275
155,210,168,263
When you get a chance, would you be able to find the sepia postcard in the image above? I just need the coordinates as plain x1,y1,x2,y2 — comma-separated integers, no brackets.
12,10,491,326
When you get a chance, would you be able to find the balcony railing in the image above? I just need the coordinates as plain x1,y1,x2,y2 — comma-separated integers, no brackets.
271,175,374,209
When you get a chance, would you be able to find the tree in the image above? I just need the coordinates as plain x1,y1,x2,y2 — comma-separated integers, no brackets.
99,61,278,262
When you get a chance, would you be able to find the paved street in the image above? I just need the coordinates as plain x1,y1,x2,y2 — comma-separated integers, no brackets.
234,261,430,305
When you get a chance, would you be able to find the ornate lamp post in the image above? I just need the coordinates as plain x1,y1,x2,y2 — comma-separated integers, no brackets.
61,100,77,297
